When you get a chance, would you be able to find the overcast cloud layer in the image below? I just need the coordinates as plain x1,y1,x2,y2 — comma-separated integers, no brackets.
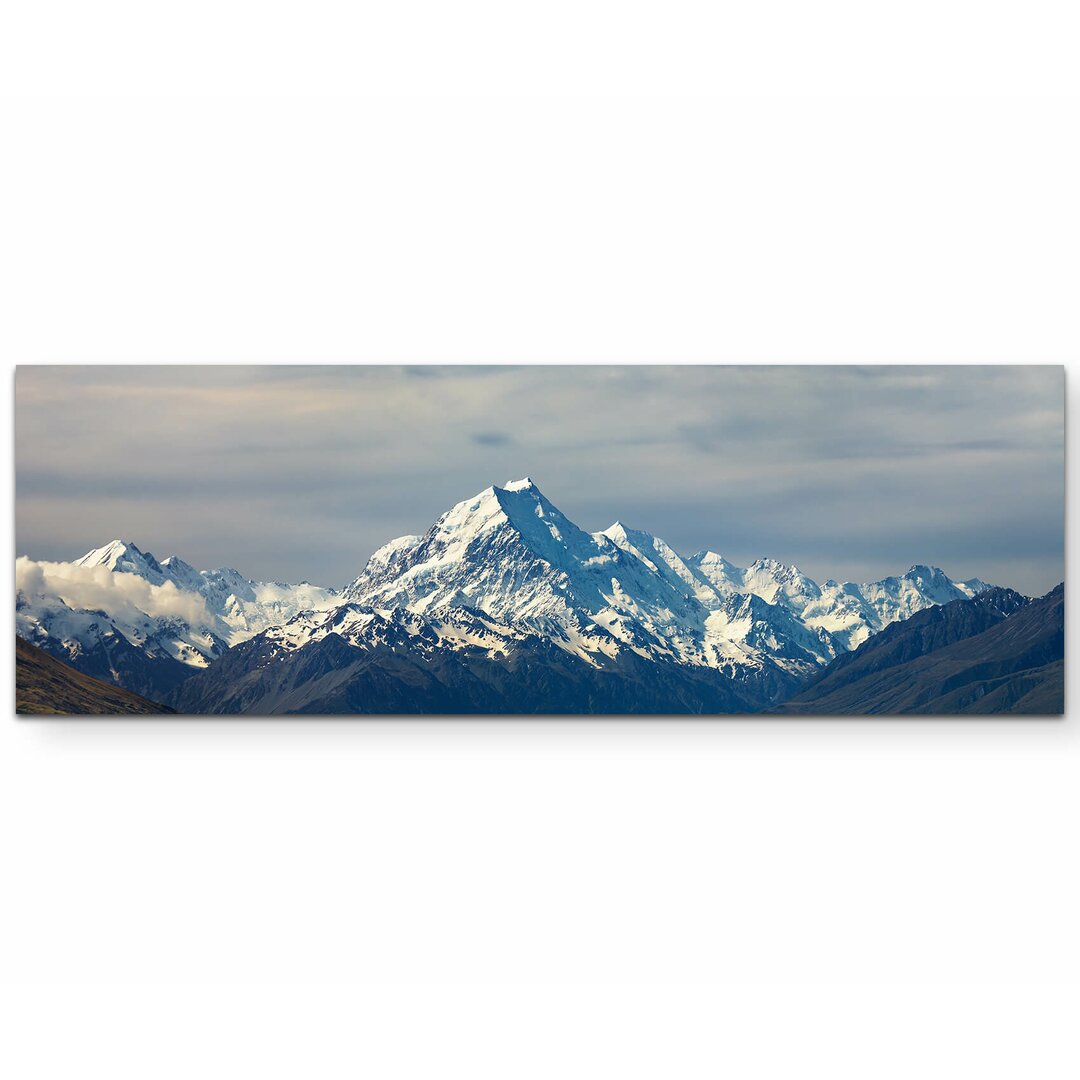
15,365,1064,596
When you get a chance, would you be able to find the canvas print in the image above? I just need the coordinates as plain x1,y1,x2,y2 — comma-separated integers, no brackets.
14,365,1064,716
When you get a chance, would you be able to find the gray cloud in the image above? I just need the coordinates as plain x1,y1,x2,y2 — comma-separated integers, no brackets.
14,364,1064,595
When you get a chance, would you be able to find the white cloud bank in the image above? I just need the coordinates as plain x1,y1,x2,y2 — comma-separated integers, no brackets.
15,557,211,626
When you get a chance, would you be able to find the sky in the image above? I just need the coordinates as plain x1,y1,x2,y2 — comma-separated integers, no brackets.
14,364,1065,596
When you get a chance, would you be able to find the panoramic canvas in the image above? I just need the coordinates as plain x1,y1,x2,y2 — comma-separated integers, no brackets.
14,365,1064,716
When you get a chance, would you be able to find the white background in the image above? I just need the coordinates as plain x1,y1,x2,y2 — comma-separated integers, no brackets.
1,4,1077,1077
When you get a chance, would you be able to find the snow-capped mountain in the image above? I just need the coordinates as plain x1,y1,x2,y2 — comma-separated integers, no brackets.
172,477,989,712
16,540,338,699
15,479,994,711
71,539,338,637
685,551,988,651
336,478,986,678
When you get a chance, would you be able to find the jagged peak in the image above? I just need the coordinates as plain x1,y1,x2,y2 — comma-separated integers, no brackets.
204,566,248,581
691,549,731,564
76,539,159,571
79,538,140,560
747,555,806,579
971,585,1030,614
749,556,785,571
905,563,945,577
160,554,196,570
602,521,633,542
602,521,676,561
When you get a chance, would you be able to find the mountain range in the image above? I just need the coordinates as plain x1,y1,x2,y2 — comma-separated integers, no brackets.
782,585,1064,714
16,477,1058,715
16,540,338,699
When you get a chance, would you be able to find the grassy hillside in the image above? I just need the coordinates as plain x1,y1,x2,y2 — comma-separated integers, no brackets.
16,636,174,715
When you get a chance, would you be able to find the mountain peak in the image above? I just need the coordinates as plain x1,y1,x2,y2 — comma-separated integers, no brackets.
80,538,136,557
903,564,953,584
160,554,195,570
601,521,658,559
502,477,538,493
692,549,732,565
73,539,168,585
77,539,148,569
748,556,807,580
601,521,672,561
750,556,801,572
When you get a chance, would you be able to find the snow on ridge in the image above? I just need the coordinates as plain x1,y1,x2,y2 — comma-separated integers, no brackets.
76,538,141,566
17,542,340,673
17,478,997,688
333,479,993,679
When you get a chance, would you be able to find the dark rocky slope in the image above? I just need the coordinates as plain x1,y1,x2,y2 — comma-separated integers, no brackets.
781,585,1063,715
16,637,174,715
167,622,766,715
